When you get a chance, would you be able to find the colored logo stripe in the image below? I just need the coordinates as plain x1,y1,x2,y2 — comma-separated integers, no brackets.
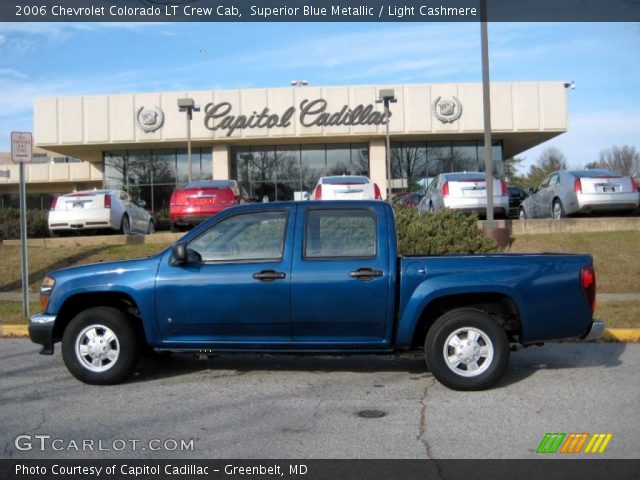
537,433,566,453
584,433,613,454
537,433,613,454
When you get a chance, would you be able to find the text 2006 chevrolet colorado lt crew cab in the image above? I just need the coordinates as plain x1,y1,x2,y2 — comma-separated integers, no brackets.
29,201,603,390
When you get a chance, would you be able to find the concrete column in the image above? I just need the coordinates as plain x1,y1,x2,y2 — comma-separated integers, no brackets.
369,139,388,199
212,144,230,180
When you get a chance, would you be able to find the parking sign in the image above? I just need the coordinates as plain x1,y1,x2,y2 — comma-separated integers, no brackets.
11,131,33,163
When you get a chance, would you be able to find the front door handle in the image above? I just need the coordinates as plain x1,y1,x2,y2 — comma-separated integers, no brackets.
349,268,384,280
253,270,286,281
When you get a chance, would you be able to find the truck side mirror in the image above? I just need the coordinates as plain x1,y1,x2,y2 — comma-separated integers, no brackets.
171,243,187,265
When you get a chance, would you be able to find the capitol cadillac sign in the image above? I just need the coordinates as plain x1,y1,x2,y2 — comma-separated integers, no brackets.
202,99,391,137
137,96,463,135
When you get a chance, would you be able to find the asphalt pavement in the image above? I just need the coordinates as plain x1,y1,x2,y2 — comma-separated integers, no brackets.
0,339,638,459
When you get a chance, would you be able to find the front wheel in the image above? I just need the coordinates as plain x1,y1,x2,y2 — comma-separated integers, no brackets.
62,307,139,385
425,308,509,391
519,208,527,220
121,214,131,235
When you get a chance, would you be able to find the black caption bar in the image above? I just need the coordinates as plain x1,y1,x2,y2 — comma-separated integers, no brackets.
1,0,640,22
1,460,639,480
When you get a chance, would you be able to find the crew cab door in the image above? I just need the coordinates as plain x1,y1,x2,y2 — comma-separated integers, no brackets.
154,207,294,345
290,204,393,348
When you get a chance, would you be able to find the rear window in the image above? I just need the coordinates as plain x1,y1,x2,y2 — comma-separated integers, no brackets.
304,209,376,259
183,180,233,189
569,170,620,178
322,176,369,185
444,173,486,182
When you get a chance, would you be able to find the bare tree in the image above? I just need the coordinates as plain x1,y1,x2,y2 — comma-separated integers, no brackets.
526,147,567,188
598,145,640,177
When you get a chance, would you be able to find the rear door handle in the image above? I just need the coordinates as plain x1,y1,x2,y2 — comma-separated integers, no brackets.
253,270,286,281
349,268,384,280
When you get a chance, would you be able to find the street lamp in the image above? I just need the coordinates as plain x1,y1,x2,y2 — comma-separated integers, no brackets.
376,89,397,202
177,97,200,183
564,81,576,90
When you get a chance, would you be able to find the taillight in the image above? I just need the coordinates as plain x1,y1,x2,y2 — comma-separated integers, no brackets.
442,181,449,197
373,183,382,200
631,177,638,193
581,266,596,313
500,179,508,196
49,197,58,211
574,178,582,194
314,184,322,200
104,194,111,209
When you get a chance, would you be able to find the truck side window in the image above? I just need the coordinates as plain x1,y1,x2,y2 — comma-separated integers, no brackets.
304,209,376,259
189,210,287,262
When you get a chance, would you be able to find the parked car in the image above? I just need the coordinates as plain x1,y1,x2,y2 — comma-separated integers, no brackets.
30,201,601,391
310,175,382,200
48,190,154,236
169,180,249,232
519,169,639,220
508,186,528,218
418,172,509,217
393,191,424,208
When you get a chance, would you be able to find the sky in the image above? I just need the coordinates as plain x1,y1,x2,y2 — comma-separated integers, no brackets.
0,21,638,174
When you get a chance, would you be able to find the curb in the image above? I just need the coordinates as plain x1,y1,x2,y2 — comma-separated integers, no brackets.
2,325,640,342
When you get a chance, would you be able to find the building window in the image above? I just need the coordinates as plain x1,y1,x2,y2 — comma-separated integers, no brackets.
103,148,212,212
391,140,504,191
230,143,369,202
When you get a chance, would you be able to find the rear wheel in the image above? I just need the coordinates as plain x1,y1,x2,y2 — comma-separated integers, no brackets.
552,200,565,220
62,307,139,385
425,308,509,391
519,208,527,220
121,214,131,235
147,220,155,235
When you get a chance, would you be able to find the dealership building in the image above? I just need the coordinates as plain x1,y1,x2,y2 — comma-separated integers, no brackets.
0,82,568,211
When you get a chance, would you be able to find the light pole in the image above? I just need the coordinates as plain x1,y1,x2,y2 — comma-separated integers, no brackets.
177,98,200,183
376,89,397,202
480,0,495,226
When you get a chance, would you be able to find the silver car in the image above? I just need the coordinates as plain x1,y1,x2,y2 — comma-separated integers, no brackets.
48,189,155,235
519,169,639,220
417,172,509,217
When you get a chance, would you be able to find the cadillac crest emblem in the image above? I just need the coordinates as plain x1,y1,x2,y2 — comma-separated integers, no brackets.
136,106,164,132
432,96,462,124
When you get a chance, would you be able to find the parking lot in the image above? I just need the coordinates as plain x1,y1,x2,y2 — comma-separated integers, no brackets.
1,339,638,459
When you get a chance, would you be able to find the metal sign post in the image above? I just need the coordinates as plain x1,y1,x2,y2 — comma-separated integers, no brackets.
11,132,32,318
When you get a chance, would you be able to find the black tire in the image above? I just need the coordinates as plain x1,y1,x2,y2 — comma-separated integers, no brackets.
551,199,565,220
147,220,155,235
121,214,131,235
62,307,139,385
425,308,509,391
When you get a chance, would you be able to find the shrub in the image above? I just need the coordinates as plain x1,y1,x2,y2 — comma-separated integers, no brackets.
0,208,49,240
394,206,500,255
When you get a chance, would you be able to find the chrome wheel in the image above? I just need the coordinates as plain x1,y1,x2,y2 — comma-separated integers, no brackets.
75,324,120,373
552,201,563,220
442,327,494,378
148,220,155,235
519,208,526,220
121,215,130,235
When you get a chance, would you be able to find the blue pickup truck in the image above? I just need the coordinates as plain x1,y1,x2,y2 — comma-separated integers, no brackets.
29,201,603,390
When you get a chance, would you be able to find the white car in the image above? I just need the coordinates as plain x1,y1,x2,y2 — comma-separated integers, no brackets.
48,190,155,236
310,175,382,200
418,172,509,217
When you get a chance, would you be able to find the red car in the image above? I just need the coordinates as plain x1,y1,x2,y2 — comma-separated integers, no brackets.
169,180,248,232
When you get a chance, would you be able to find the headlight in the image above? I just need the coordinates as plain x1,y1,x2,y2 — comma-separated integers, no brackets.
39,276,55,312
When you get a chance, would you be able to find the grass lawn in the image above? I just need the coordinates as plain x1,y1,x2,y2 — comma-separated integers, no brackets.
0,302,39,325
508,231,640,294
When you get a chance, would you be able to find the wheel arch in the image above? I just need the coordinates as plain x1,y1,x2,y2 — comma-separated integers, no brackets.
53,292,148,350
409,292,522,349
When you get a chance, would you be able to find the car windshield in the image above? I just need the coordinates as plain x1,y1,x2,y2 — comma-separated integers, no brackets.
183,180,233,189
322,176,368,185
569,169,621,178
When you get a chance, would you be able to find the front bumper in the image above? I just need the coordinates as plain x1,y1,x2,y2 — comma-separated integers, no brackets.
28,313,56,355
581,320,605,341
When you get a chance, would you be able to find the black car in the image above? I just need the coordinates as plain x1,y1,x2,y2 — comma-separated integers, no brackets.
508,186,528,217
